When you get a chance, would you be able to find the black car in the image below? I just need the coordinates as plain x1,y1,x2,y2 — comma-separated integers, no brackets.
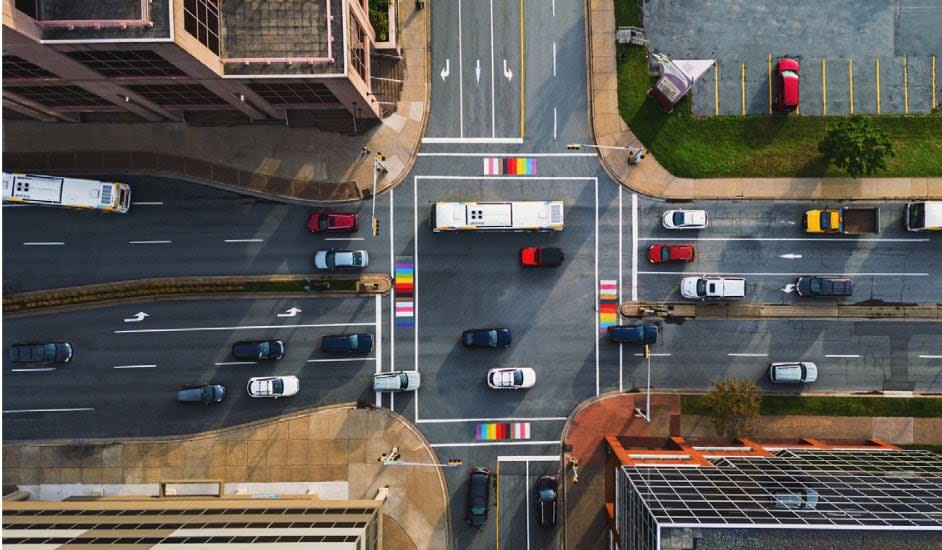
795,276,854,297
466,467,491,526
608,325,657,345
8,342,73,363
462,328,512,349
232,340,285,360
535,475,559,528
321,333,374,354
176,384,226,405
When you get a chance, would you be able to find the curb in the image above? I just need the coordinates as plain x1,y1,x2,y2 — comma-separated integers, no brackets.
620,302,942,320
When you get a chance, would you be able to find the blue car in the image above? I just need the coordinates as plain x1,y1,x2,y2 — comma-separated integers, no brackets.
608,325,657,345
321,333,374,354
462,328,512,349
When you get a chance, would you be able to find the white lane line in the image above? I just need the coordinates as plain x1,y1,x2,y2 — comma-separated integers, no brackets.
384,182,395,408
306,357,377,363
552,41,557,76
132,201,164,206
325,237,366,241
414,175,420,421
594,176,600,396
633,353,672,357
618,185,623,392
113,364,157,369
417,416,566,424
919,355,942,359
489,0,496,138
224,239,264,243
552,0,555,16
631,193,639,302
728,353,768,357
116,322,375,334
10,368,56,373
639,271,928,277
458,0,464,137
526,460,531,550
553,108,557,141
421,137,525,144
431,440,560,448
128,240,172,245
639,237,929,243
417,152,596,157
497,455,558,462
215,361,257,366
4,408,95,414
825,354,860,358
23,241,64,246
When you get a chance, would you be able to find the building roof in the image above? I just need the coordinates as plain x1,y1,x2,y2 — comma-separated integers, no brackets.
35,0,171,41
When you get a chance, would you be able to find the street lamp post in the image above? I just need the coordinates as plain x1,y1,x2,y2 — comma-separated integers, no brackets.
567,143,646,164
633,345,652,423
377,446,461,468
371,156,386,237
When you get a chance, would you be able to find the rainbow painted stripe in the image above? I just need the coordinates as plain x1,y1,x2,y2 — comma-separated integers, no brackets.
477,422,531,440
395,260,414,327
483,157,537,176
599,303,619,333
395,262,414,295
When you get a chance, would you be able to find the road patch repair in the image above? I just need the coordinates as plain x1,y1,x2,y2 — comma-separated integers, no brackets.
620,302,942,320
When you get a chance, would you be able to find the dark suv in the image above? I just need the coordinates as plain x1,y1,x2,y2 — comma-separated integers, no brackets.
466,467,491,526
8,342,73,363
321,333,374,354
232,340,285,360
535,475,559,528
176,384,226,405
795,276,853,297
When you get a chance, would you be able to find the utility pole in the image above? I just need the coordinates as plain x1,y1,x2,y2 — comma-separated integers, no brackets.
371,155,387,237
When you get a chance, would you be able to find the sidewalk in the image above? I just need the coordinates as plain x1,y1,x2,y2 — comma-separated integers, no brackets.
587,0,942,200
1,403,449,550
1,1,428,204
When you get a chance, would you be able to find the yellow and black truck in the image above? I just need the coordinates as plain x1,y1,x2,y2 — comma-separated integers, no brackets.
804,206,880,235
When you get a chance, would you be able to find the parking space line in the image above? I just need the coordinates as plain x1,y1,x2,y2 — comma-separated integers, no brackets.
849,59,855,114
631,193,638,302
740,63,746,115
932,56,937,109
728,353,768,357
10,368,56,373
821,58,827,115
876,58,881,114
919,355,942,359
224,239,263,243
129,240,172,245
417,416,566,424
215,361,256,366
306,357,377,363
116,322,375,334
767,54,772,113
904,57,909,113
132,201,163,206
113,364,157,369
825,354,860,358
634,353,671,357
639,271,927,276
714,62,719,115
23,241,64,246
325,237,365,241
4,408,94,414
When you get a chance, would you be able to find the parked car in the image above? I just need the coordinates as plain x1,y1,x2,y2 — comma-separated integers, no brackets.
769,362,817,384
466,467,492,526
307,211,358,233
313,249,369,271
608,325,657,345
321,333,374,354
462,328,512,349
662,209,708,229
647,243,695,263
8,342,73,363
232,340,285,360
773,57,800,112
246,375,300,398
795,276,853,297
177,384,226,405
535,475,559,528
520,246,564,267
373,371,421,392
772,487,819,510
681,276,746,299
487,367,536,389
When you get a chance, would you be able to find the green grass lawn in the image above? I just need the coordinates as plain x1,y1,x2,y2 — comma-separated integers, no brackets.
683,395,942,418
614,2,942,178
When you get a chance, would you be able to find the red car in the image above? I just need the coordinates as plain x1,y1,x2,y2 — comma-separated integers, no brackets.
520,247,564,267
307,212,358,233
647,243,695,264
774,57,800,112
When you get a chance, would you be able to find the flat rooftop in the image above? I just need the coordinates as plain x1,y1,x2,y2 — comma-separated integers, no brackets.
36,0,171,40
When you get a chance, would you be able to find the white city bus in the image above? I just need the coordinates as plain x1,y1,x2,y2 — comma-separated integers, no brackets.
2,172,131,214
430,200,564,232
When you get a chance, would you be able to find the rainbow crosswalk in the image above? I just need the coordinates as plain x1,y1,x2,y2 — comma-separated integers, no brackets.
395,260,414,327
477,422,531,440
599,279,619,333
483,157,537,176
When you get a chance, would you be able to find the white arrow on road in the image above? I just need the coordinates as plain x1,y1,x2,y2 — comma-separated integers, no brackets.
475,59,481,83
779,253,803,259
440,59,450,81
503,59,513,81
781,284,797,294
277,307,302,318
123,312,149,323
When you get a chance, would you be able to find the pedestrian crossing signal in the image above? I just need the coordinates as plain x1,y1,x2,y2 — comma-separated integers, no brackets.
372,218,379,236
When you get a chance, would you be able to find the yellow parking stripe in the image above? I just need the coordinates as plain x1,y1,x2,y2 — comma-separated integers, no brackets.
903,57,910,114
740,63,746,115
876,58,881,114
714,61,720,115
821,58,828,115
849,59,855,114
767,54,772,114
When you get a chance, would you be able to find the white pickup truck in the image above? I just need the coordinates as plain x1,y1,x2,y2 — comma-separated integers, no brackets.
681,276,746,299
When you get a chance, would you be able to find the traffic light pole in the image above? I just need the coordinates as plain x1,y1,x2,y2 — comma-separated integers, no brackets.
566,143,646,164
378,446,461,468
371,156,386,237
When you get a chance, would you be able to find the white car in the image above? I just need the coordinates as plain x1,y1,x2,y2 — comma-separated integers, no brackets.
769,362,818,384
487,367,536,389
373,371,421,392
246,375,300,398
662,209,708,229
313,249,369,270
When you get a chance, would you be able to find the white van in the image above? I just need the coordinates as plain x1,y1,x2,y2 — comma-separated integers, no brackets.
373,371,421,392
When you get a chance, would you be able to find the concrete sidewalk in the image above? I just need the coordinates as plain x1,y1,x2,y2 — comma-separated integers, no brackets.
1,0,429,205
587,0,942,200
2,403,449,550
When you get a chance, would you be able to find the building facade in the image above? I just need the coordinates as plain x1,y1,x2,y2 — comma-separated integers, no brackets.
2,0,391,129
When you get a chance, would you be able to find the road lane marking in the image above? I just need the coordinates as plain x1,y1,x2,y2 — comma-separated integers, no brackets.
497,455,558,462
385,181,395,409
23,242,64,246
325,237,365,241
3,408,94,414
417,416,566,424
113,364,157,369
421,137,524,144
519,0,526,138
490,0,496,138
640,271,928,277
618,186,623,392
458,0,465,136
728,353,768,357
826,354,860,358
634,353,671,357
224,239,263,243
418,152,595,158
215,361,257,366
10,368,56,373
553,41,557,76
631,193,639,302
132,201,164,205
306,357,377,363
414,175,420,421
553,108,557,141
849,58,855,114
552,0,555,16
919,355,942,359
128,240,172,244
595,174,600,396
116,322,375,334
430,440,560,448
638,237,929,242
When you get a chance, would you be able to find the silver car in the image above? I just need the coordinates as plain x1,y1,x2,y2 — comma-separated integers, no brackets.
373,371,421,392
313,249,369,271
662,209,708,229
246,375,300,398
769,362,818,384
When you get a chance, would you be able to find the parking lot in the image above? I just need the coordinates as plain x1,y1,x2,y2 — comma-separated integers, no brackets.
643,0,942,115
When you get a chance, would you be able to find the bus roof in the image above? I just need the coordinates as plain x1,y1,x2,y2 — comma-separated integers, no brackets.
3,172,120,210
432,201,563,230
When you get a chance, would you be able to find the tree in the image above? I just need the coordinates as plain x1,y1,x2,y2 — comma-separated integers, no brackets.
703,379,761,438
818,116,895,178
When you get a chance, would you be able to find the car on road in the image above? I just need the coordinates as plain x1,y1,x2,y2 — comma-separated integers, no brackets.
487,367,536,389
462,328,512,349
773,57,800,112
307,211,358,233
608,325,658,345
769,362,817,384
246,375,300,398
313,249,369,271
8,342,73,363
321,333,374,354
535,475,559,528
176,384,226,405
373,370,421,392
681,276,746,299
232,340,285,360
466,467,492,526
662,209,708,229
520,246,564,267
647,243,695,263
795,276,853,297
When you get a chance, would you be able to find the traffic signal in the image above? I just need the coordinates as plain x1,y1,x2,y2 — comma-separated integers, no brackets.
566,143,582,150
372,218,379,236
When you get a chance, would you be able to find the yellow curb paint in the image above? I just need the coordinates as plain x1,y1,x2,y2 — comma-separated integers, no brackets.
821,58,827,115
903,57,909,114
714,61,720,115
849,59,855,114
767,54,772,114
876,58,881,114
519,0,526,139
740,63,746,115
